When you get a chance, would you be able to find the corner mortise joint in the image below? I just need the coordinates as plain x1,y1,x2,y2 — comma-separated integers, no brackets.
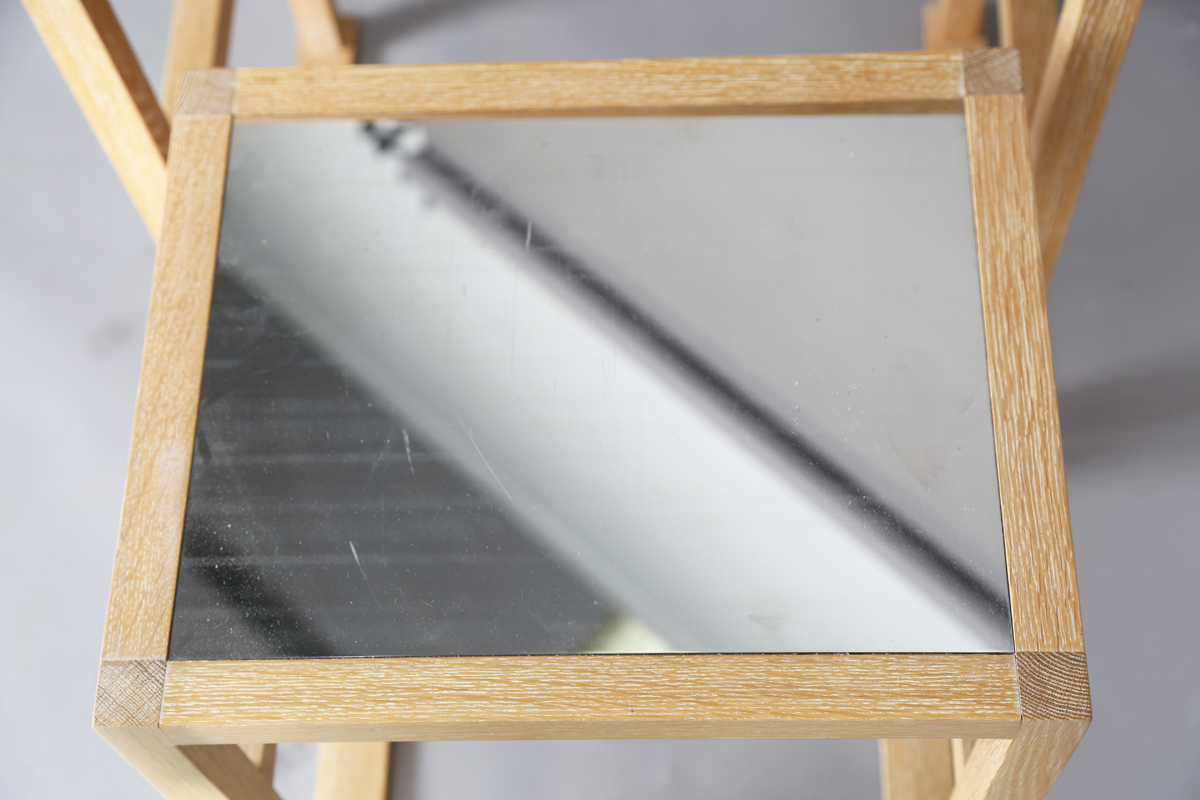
963,47,1023,97
176,67,237,118
1016,651,1091,720
94,659,167,729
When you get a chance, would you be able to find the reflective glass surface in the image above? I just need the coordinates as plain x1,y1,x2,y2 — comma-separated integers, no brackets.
169,115,1013,659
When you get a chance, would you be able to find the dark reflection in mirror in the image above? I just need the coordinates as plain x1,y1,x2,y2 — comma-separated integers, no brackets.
170,271,619,659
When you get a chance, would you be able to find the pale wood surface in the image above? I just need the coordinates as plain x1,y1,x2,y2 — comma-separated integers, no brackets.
95,660,282,800
232,53,968,119
315,743,392,800
949,652,1088,799
286,0,356,65
963,89,1091,800
997,0,1058,111
178,745,285,800
97,726,255,800
879,739,955,800
20,0,169,239
1030,0,1143,279
161,0,235,121
923,0,987,50
158,655,1021,743
965,93,1085,655
951,738,977,781
100,70,233,662
949,720,1089,800
942,658,1089,800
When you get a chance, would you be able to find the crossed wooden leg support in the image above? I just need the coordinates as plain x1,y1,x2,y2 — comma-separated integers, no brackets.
882,654,1090,800
285,0,358,66
21,0,357,241
924,0,1143,281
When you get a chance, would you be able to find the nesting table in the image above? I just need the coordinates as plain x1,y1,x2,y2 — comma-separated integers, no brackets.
94,51,1088,800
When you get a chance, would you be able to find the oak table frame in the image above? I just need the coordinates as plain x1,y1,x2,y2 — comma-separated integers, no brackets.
23,0,1141,287
93,50,1088,800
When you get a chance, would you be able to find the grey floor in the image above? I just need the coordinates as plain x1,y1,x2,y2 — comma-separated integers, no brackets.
1,0,1198,797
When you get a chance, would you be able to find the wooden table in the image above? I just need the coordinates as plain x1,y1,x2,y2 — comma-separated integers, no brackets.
94,52,1088,800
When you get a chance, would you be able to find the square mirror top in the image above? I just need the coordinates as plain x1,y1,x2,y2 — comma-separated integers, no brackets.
168,113,1013,660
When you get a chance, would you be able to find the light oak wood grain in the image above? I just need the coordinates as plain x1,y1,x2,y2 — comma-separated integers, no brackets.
880,739,954,800
162,0,234,121
95,660,282,800
1030,0,1143,279
315,743,391,800
158,655,1021,743
923,0,987,50
232,53,968,120
177,746,285,800
1014,651,1091,722
948,653,1089,799
20,0,169,239
286,0,356,65
997,0,1058,111
100,70,233,662
965,93,1085,655
963,90,1091,800
949,723,1089,800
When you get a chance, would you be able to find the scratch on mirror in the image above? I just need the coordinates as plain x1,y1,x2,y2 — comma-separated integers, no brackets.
348,541,385,610
458,415,514,501
402,428,415,474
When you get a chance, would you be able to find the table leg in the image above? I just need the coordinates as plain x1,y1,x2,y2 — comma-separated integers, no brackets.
879,739,955,800
950,738,976,781
314,742,392,800
20,0,169,239
948,720,1089,800
1030,0,1143,279
161,0,235,122
96,660,282,800
922,0,988,50
284,0,358,65
996,0,1058,112
98,726,283,800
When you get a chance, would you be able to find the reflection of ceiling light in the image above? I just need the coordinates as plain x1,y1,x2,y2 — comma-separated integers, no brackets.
582,613,677,655
398,124,430,157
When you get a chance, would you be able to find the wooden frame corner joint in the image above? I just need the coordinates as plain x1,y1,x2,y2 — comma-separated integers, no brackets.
1015,650,1091,722
963,48,1023,97
161,0,236,121
94,658,167,732
96,660,284,800
176,67,237,119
